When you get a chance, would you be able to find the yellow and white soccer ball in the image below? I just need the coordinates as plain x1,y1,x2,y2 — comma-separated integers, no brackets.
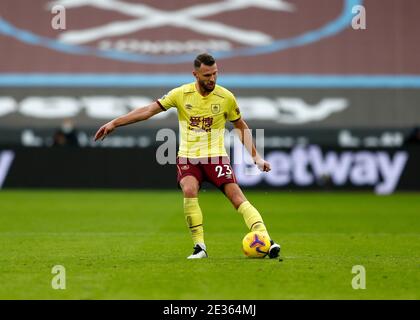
242,231,271,258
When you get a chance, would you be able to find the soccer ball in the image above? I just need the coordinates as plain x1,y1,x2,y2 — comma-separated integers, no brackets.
242,231,271,258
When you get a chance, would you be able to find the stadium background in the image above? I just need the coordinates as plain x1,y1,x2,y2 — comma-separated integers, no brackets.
1,0,419,193
0,0,419,301
0,0,419,194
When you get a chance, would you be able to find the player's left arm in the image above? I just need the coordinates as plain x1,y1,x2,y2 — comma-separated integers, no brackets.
232,118,271,172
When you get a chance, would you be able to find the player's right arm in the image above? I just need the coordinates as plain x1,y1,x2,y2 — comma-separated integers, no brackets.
94,101,163,141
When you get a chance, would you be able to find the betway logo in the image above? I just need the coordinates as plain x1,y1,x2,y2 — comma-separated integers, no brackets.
234,145,408,194
0,96,347,124
0,150,14,188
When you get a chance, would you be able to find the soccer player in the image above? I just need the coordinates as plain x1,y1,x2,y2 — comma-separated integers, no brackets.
94,53,280,260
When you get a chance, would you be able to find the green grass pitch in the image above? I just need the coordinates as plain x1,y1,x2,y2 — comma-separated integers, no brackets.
0,190,419,300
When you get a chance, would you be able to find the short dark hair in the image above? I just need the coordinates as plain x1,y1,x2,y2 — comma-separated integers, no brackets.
194,53,216,69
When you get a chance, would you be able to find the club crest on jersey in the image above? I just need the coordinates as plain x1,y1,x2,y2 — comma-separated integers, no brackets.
211,104,220,114
181,165,190,170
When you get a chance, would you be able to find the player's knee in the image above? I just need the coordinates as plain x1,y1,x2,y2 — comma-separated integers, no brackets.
183,187,198,198
230,193,246,209
222,184,246,209
181,182,199,198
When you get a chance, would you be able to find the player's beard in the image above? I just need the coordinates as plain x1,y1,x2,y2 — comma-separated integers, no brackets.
199,79,215,93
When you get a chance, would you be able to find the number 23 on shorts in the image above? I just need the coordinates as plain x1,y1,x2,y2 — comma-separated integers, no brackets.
215,164,232,178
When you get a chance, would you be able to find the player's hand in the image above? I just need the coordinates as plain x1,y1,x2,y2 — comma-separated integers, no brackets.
254,157,271,172
94,121,116,141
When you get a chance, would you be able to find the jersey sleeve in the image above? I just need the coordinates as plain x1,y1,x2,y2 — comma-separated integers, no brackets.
157,87,181,111
227,94,241,122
